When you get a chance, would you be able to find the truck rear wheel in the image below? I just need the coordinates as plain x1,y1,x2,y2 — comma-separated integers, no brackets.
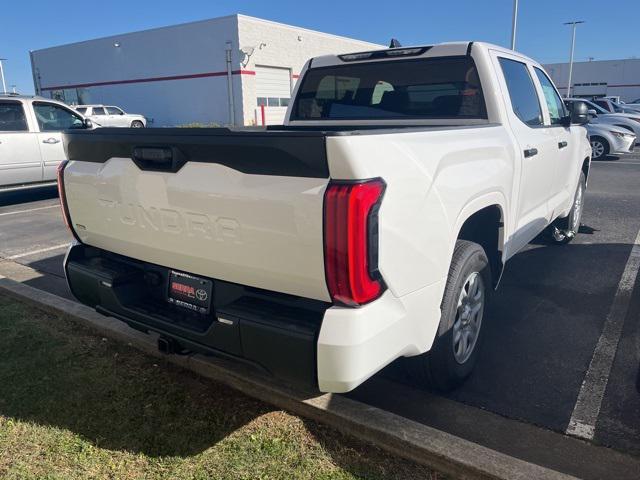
406,240,490,391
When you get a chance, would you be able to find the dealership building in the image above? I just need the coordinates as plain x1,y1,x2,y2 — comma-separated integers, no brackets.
30,15,381,126
543,58,640,101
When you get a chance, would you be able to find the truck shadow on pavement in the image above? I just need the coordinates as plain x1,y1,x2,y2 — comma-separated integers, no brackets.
0,187,58,207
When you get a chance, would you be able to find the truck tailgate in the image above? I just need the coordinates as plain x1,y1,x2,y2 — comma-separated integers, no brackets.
62,129,331,301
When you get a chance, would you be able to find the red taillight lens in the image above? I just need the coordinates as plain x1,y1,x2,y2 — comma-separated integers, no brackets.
324,179,386,307
57,160,81,243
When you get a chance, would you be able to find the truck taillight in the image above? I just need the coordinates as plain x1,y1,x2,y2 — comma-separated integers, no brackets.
324,179,386,307
57,160,81,243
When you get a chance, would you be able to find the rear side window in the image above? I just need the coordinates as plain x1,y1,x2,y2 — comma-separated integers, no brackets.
92,107,106,115
75,107,87,114
0,102,28,131
499,58,543,127
291,57,487,121
533,67,567,125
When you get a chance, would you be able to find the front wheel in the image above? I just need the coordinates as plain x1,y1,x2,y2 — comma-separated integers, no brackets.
549,172,586,244
131,120,145,128
405,240,491,391
590,136,609,160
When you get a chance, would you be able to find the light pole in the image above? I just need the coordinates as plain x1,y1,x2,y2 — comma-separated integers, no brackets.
511,0,519,50
0,58,6,94
564,21,584,98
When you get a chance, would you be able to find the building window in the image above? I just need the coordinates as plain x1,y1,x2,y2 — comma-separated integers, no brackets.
257,97,290,107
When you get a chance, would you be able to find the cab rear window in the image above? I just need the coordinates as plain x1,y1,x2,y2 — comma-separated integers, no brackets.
291,57,487,121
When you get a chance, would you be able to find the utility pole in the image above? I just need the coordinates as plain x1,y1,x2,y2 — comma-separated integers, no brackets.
511,0,519,50
0,59,7,94
564,21,584,98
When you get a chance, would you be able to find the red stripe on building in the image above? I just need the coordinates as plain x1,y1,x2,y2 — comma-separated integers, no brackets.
558,83,640,90
41,69,256,91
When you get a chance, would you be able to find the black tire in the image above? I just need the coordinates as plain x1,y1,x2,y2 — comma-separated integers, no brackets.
405,240,491,391
131,120,145,128
548,172,586,244
590,136,609,160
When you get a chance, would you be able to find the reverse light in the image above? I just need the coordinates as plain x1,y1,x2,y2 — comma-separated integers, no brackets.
324,179,386,307
57,160,81,243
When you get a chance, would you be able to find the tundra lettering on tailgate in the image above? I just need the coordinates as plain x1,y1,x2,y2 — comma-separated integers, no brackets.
97,198,242,243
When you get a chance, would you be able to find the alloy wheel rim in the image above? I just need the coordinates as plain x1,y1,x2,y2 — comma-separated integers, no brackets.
452,271,485,364
591,141,605,158
571,183,584,233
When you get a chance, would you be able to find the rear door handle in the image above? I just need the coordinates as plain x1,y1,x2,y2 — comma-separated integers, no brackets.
524,148,538,158
558,141,568,149
42,138,60,144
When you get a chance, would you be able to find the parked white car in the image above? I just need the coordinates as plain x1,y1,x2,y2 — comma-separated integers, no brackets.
586,123,636,160
75,105,146,128
59,41,592,393
565,98,640,143
0,94,90,191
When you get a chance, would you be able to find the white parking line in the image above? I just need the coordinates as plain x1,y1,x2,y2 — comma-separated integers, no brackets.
6,243,69,260
0,205,59,217
566,227,640,440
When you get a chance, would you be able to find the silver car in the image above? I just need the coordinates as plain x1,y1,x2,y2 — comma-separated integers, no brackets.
587,122,636,160
0,94,89,191
565,98,640,143
75,105,146,128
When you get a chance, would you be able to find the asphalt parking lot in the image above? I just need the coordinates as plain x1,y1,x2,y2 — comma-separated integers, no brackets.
2,153,640,478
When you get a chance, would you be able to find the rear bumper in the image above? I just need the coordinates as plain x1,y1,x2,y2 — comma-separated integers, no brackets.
64,243,328,390
64,243,444,393
317,281,444,392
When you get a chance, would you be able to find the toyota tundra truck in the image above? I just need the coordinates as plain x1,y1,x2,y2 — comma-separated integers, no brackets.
58,42,592,393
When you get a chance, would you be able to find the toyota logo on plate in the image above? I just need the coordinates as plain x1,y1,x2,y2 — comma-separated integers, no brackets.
195,289,208,301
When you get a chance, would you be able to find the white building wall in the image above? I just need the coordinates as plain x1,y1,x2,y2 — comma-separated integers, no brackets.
31,14,383,127
237,15,382,125
544,59,640,102
32,15,244,126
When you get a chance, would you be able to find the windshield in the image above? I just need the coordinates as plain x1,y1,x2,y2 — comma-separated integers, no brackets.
291,57,487,121
583,100,608,114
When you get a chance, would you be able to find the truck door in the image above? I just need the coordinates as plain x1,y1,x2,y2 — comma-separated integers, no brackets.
32,102,84,181
493,54,558,253
532,67,575,216
0,100,42,187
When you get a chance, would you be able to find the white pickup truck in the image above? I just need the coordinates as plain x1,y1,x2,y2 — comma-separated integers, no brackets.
59,42,592,393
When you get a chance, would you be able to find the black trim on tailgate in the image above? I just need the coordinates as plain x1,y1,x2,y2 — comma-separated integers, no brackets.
63,128,330,178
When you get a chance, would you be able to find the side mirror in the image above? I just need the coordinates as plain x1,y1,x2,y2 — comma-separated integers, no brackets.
587,109,597,116
83,118,93,129
568,100,589,125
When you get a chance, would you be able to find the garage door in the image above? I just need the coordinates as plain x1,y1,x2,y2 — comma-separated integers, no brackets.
256,66,291,108
255,66,291,125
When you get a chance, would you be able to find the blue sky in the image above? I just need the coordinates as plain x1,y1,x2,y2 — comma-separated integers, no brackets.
2,0,639,94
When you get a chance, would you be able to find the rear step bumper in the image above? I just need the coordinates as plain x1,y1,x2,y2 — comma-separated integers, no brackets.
64,243,329,390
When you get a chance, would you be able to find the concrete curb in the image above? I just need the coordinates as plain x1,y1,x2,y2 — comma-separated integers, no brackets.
0,277,578,480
